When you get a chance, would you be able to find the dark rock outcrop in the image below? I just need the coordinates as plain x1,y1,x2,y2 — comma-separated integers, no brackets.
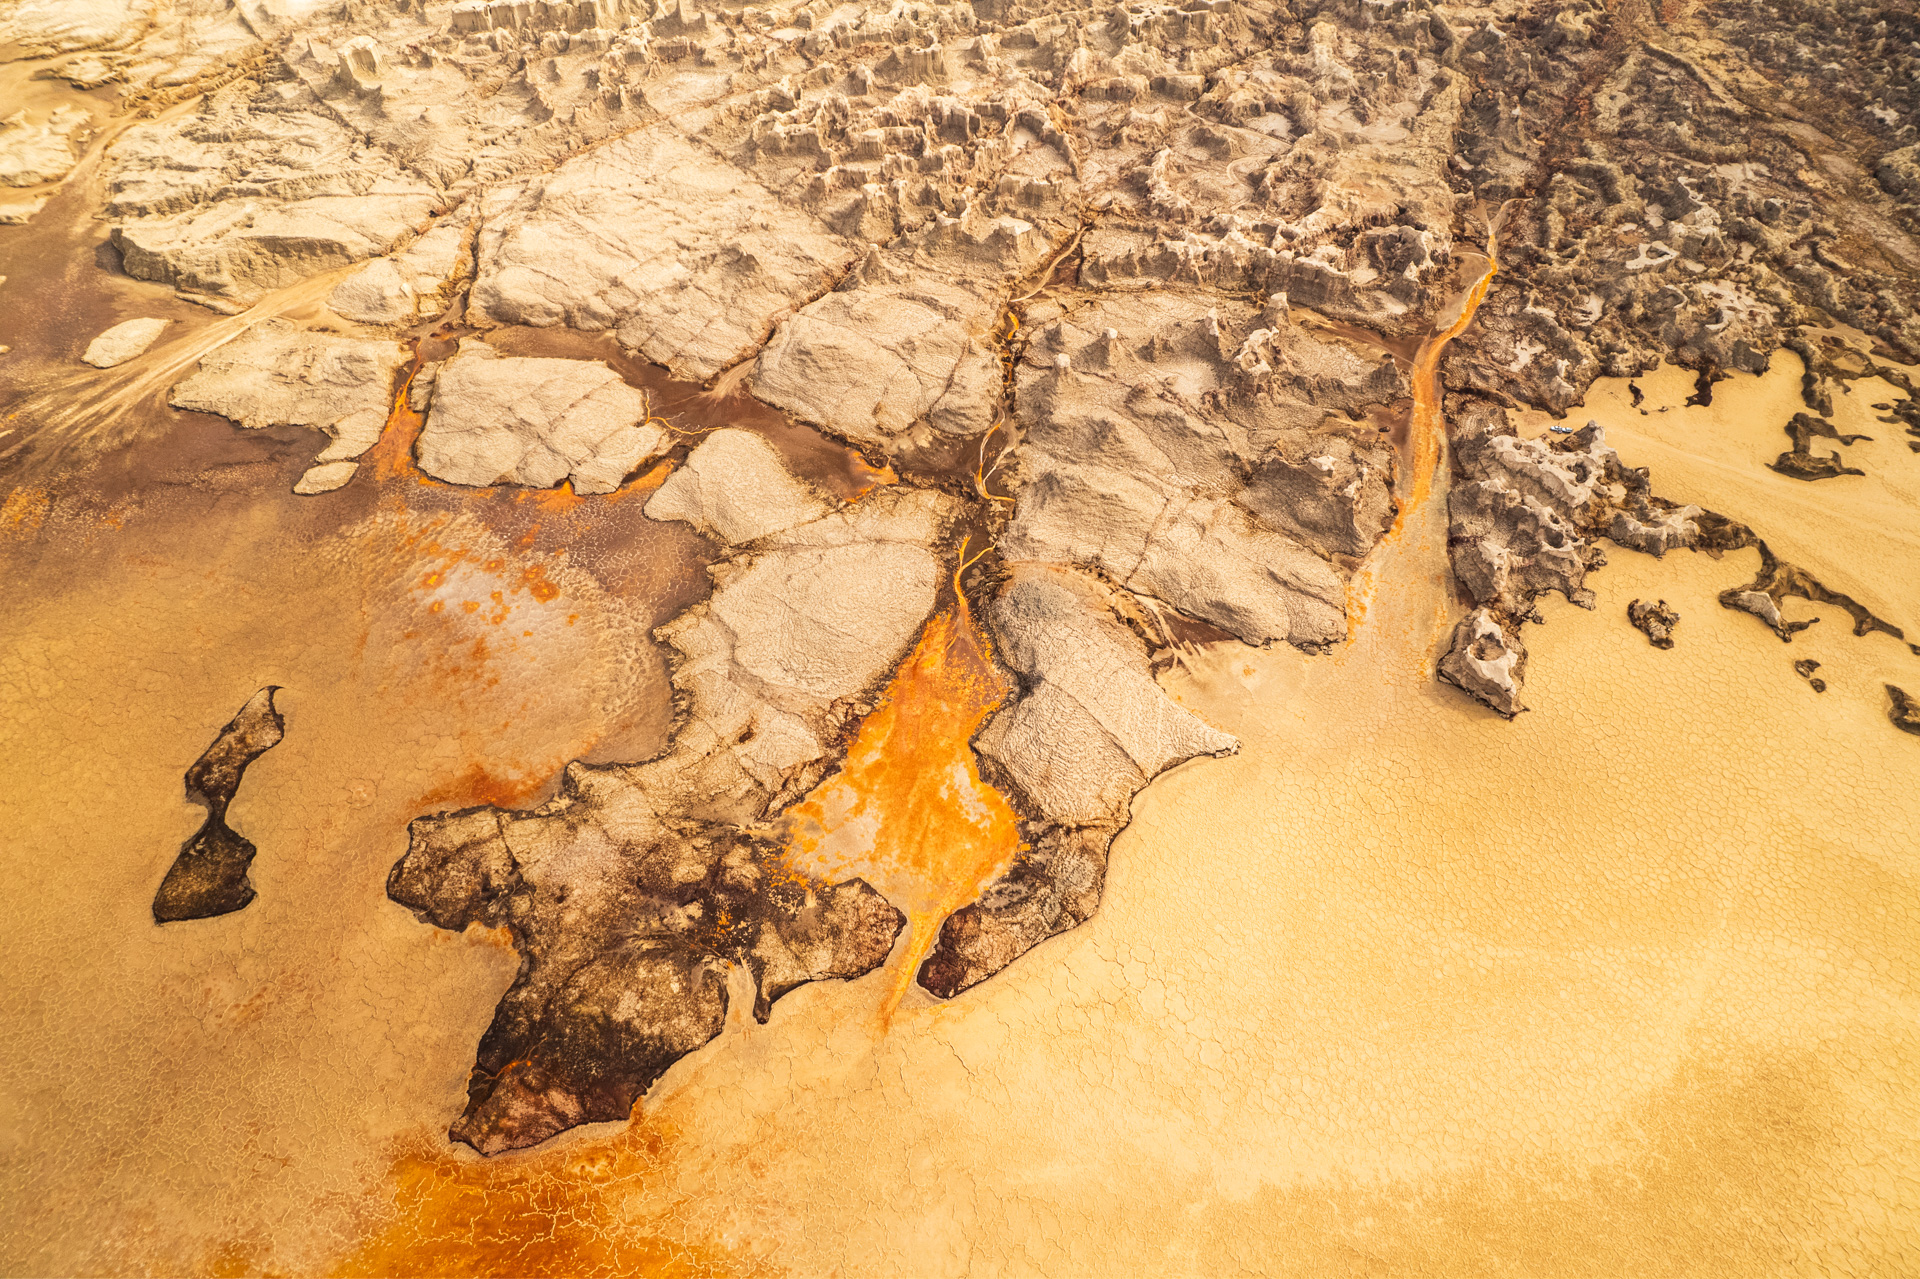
1769,412,1870,481
920,827,1111,1001
1628,599,1680,649
153,687,284,924
1439,403,1726,713
1717,552,1905,644
389,789,903,1155
1889,686,1920,736
1793,659,1826,693
1445,0,1920,416
1437,607,1529,719
1438,401,1903,713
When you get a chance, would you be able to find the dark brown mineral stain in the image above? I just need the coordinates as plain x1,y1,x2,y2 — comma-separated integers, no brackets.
1888,685,1920,736
1718,548,1905,645
1794,659,1827,693
387,790,904,1155
1767,411,1871,481
0,109,203,406
1627,598,1679,649
1295,309,1424,370
1364,396,1415,450
1787,333,1919,424
152,686,285,923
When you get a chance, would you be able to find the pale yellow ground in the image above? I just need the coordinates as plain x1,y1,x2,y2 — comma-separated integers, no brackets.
2,350,1917,1276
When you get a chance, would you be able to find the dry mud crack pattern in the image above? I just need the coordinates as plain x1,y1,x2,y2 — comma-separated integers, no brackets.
3,0,1920,1273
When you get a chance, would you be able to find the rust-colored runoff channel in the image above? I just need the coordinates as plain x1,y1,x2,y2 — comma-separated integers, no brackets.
1345,236,1501,635
780,597,1023,1020
1404,248,1502,514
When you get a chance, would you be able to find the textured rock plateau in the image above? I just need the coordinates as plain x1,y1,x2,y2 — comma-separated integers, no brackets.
416,342,672,492
9,0,1915,1159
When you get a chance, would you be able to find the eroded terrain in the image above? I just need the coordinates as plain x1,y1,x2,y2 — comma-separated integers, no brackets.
2,0,1918,1272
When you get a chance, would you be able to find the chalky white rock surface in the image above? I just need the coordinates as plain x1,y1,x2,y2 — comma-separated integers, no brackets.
416,351,670,494
979,564,1237,828
644,428,830,545
326,221,468,325
291,459,359,495
469,127,857,381
81,317,169,368
168,320,404,469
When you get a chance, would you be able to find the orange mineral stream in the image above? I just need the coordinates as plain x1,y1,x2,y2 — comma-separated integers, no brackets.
780,602,1024,1016
1344,240,1500,646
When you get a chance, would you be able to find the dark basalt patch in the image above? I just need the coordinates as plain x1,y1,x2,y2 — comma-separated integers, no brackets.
919,827,1109,1001
914,566,1237,999
1769,451,1866,482
1793,659,1827,693
1628,598,1680,649
388,769,905,1155
1769,412,1870,481
153,687,284,923
1718,551,1905,644
1889,686,1920,736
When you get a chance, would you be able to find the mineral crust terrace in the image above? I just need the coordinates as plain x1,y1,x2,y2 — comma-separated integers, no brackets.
3,0,1914,1153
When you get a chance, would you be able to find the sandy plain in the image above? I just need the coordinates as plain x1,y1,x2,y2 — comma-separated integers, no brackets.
4,286,1918,1279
